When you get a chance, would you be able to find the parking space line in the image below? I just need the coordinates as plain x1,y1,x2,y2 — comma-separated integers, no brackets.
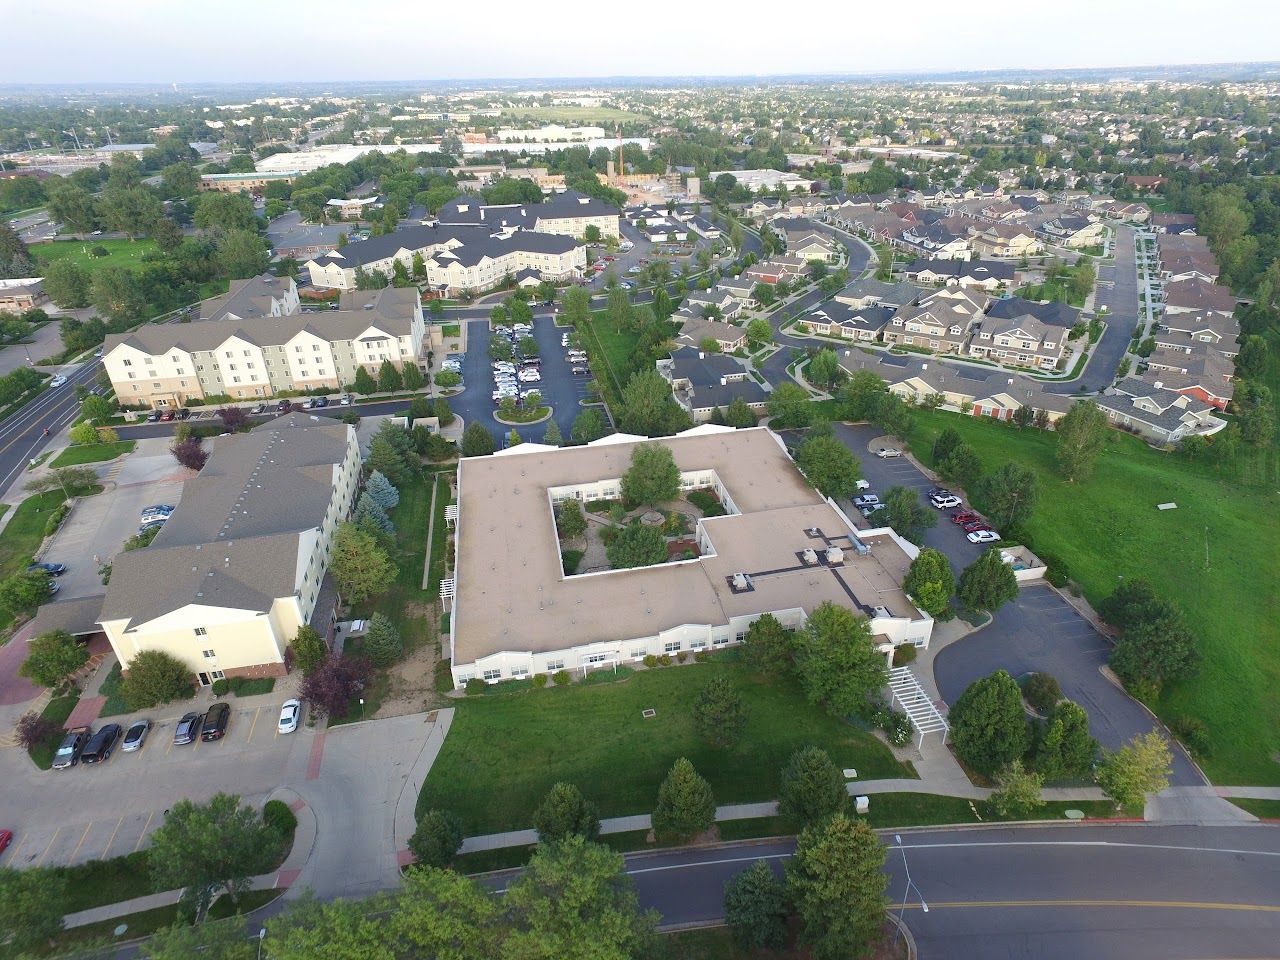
101,816,124,860
133,811,154,852
34,828,60,867
6,834,27,864
69,823,93,862
246,706,260,743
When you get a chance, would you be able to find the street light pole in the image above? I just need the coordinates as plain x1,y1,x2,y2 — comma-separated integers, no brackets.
257,927,267,960
894,834,928,934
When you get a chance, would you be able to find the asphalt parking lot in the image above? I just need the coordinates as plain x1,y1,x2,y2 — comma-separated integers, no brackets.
452,316,599,444
2,697,312,869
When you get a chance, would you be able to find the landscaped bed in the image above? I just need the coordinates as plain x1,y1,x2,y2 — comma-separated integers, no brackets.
419,658,913,835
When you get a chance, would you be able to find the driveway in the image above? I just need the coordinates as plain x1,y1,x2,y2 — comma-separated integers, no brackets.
933,583,1203,787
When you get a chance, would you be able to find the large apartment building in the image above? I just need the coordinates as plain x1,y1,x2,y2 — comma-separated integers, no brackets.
99,414,361,685
436,189,621,240
102,278,423,409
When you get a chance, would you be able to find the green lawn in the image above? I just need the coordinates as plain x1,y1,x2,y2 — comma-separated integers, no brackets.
419,659,913,835
902,408,1280,784
578,310,641,401
1014,279,1086,308
50,440,135,468
32,237,159,275
1226,797,1280,819
0,489,76,634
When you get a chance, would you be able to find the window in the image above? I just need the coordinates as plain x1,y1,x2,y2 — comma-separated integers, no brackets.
714,636,731,647
194,627,207,637
691,639,707,650
122,359,132,367
482,669,501,682
202,649,215,659
127,372,135,379
585,653,609,666
145,357,154,364
546,659,564,672
663,641,681,654
225,351,233,358
511,666,529,678
243,350,250,356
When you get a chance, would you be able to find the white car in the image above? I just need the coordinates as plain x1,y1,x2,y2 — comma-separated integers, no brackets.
876,447,902,459
853,494,880,509
967,529,1001,544
855,479,871,491
278,699,301,734
48,375,67,388
930,494,962,509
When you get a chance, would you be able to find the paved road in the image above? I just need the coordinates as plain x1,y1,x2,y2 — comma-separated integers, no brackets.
0,360,101,498
933,583,1204,786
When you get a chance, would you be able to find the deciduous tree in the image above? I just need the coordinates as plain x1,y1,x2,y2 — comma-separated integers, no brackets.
978,462,1039,530
794,602,887,718
765,381,812,428
1055,399,1108,481
621,443,680,507
795,434,862,499
555,499,587,540
290,625,328,676
120,649,193,709
880,484,936,545
605,523,666,570
990,759,1045,819
0,866,67,953
949,670,1030,777
1095,732,1173,810
957,548,1019,613
902,547,955,618
19,630,88,688
299,654,369,720
571,408,607,444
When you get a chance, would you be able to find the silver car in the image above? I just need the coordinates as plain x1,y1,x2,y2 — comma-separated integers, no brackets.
121,719,151,753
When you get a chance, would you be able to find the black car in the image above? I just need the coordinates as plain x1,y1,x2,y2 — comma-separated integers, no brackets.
80,724,123,764
176,408,192,421
201,702,230,742
277,400,292,413
312,396,329,408
173,712,202,745
26,561,66,576
52,726,92,770
146,410,161,422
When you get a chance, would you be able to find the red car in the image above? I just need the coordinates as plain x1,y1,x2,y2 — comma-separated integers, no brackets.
962,521,991,533
950,511,980,525
0,829,12,856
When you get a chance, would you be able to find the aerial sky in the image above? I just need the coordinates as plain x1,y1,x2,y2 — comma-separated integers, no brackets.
3,0,1279,85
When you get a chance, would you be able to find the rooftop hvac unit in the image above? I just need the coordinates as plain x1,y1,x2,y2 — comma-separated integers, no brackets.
852,540,871,557
872,605,891,619
825,546,844,565
732,573,751,591
801,548,819,566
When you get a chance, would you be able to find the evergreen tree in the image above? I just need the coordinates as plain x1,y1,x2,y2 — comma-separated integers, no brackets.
787,814,887,960
778,745,846,828
401,362,425,391
353,366,378,395
1034,700,1098,781
957,548,1019,613
543,419,563,446
460,422,497,457
365,471,400,510
363,613,403,667
652,757,716,841
724,396,758,427
949,670,1031,777
532,782,601,843
354,491,394,535
432,397,455,427
724,861,787,951
692,675,747,749
366,434,408,484
378,359,404,393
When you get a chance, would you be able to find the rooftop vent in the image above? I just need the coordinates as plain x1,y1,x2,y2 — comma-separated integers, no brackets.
801,548,819,566
728,573,754,594
872,605,891,619
825,546,845,565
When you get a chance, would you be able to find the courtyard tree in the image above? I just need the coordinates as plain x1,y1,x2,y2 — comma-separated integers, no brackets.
902,547,955,618
978,462,1040,531
533,782,601,843
795,433,862,499
460,422,497,457
1034,700,1098,781
957,548,1019,613
120,650,193,709
329,523,396,604
1055,399,1109,481
606,523,667,570
786,813,887,960
18,630,88,688
290,625,328,675
620,443,680,507
742,612,793,676
555,499,587,541
778,745,847,828
1095,731,1173,811
948,670,1031,778
794,602,887,718
652,757,717,842
692,675,747,749
880,484,937,545
409,809,464,867
724,860,788,952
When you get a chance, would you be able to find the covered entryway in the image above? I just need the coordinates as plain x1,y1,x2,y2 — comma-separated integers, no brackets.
888,666,950,749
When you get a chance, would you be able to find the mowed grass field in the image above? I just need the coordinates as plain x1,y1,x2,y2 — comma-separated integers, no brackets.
904,408,1280,785
419,659,911,835
32,237,158,275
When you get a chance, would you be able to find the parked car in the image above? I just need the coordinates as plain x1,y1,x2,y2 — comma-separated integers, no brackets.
47,580,60,596
860,503,884,517
930,494,962,509
277,400,292,413
48,375,67,388
121,719,151,753
0,829,11,856
875,447,902,459
570,366,588,375
172,712,202,746
80,724,123,764
26,561,66,576
146,410,162,422
950,511,980,525
853,494,880,509
926,487,952,499
201,702,230,742
967,529,1001,544
340,394,353,405
52,726,92,770
160,410,175,422
278,699,301,734
251,404,267,415
176,407,191,420
962,520,991,533
855,479,871,491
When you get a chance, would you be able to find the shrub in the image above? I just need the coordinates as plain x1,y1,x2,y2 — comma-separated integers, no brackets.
892,644,917,666
658,654,672,667
561,549,584,575
16,711,58,751
120,650,193,709
1039,552,1071,588
262,799,298,838
552,670,571,686
1023,673,1061,714
694,651,710,663
409,809,463,867
676,651,688,663
881,710,913,746
1169,714,1212,758
643,655,658,668
532,674,548,689
466,678,487,695
687,489,726,517
211,678,231,697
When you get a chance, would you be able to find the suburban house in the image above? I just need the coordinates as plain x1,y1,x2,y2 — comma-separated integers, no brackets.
714,276,758,307
771,217,840,262
1160,276,1237,316
1151,213,1197,235
1155,310,1240,354
967,313,1065,371
436,189,620,240
903,259,1014,291
446,426,934,687
658,347,770,422
899,224,971,260
1039,215,1107,249
677,315,747,353
101,282,423,409
1143,344,1235,409
984,295,1080,332
0,278,49,312
970,223,1044,259
99,414,361,686
1096,378,1226,444
682,288,743,320
200,275,300,322
801,302,895,341
745,256,808,284
883,287,988,355
834,278,922,311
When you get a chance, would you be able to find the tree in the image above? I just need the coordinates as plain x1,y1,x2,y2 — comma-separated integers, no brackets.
619,370,691,437
606,523,666,569
765,381,812,428
542,419,563,446
98,186,163,240
409,809,464,867
978,462,1039,530
1055,399,1108,481
90,267,146,323
533,782,601,843
363,613,403,667
364,471,400,511
742,613,792,676
148,793,278,915
386,867,501,960
652,757,716,841
216,406,250,433
400,361,425,391
932,426,963,464
504,836,655,960
354,490,394,539
150,216,185,254
0,569,48,616
745,318,773,348
0,865,67,953
42,258,91,308
621,443,680,507
1095,732,1173,810
692,675,747,749
795,433,862,499
555,499,587,541
15,710,59,750
779,745,846,828
46,185,99,236
299,653,369,720
25,464,99,498
723,396,757,427
724,860,788,951
794,602,887,717
353,366,378,395
949,670,1031,777
80,393,117,424
68,419,99,446
1035,700,1098,781
366,433,408,484
902,547,955,618
194,191,257,232
170,435,208,471
938,442,983,489
571,408,607,444
290,625,328,675
460,422,497,457
141,918,255,960
19,630,88,688
330,523,395,603
879,485,936,545
120,649,193,709
837,369,888,422
787,813,887,960
435,369,462,389
1110,604,1199,696
807,348,842,389
214,228,269,279
377,359,404,393
751,282,777,306
990,759,1045,819
266,894,390,960
957,548,1019,613
432,396,455,427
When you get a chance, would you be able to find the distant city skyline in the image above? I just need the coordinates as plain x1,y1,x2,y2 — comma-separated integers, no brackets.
4,0,1279,85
